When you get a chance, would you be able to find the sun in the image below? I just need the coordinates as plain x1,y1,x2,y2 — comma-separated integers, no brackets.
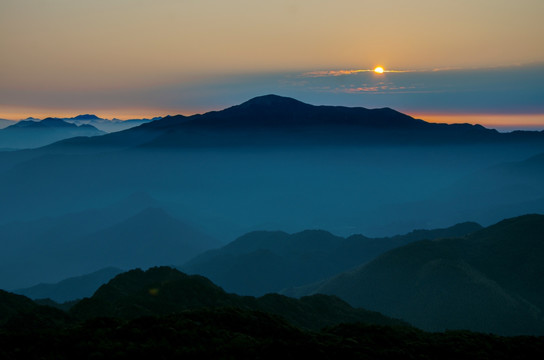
374,66,384,74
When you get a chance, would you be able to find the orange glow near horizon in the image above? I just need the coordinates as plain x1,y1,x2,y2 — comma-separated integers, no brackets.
374,66,384,74
2,104,544,132
411,113,544,131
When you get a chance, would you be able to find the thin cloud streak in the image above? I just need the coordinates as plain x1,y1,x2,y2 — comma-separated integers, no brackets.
301,69,417,77
301,64,532,78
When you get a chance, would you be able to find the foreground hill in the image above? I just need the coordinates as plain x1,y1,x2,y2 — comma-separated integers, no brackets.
70,267,407,330
289,214,544,335
0,290,39,324
3,309,544,360
181,222,482,296
1,269,544,359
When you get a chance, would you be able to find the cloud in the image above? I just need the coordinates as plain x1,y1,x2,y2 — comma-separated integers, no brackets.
301,69,417,77
1,64,543,120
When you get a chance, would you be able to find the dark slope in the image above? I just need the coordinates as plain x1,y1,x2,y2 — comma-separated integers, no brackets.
0,118,104,149
70,267,408,330
148,94,424,130
130,95,504,148
181,222,482,296
63,114,155,133
0,290,39,325
293,214,544,335
14,267,124,303
0,290,71,332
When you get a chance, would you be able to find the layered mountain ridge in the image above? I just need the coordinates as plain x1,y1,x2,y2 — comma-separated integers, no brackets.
181,222,482,296
287,214,544,335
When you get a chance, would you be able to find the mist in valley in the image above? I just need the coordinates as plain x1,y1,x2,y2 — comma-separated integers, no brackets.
1,137,543,289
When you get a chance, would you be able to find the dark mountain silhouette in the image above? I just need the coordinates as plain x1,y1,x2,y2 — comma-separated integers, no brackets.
14,267,124,303
288,214,544,335
69,266,408,330
72,114,101,120
41,94,544,152
0,118,104,149
181,222,482,296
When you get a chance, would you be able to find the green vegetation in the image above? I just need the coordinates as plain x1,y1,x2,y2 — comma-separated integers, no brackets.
2,266,544,358
1,307,543,359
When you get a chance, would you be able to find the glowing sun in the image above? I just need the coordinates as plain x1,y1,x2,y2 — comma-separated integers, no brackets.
374,66,384,74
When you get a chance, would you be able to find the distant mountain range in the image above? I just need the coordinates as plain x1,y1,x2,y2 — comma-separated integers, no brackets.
0,115,160,150
0,118,104,149
181,222,481,296
286,214,544,336
12,114,158,133
61,114,159,132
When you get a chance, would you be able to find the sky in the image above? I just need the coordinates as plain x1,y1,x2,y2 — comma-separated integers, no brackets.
1,0,543,129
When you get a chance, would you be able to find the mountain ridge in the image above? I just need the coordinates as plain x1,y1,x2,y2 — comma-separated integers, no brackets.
181,221,483,296
0,118,104,149
288,213,544,335
40,94,544,151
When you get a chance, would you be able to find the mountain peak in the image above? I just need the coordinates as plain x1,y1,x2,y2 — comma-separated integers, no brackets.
239,94,308,108
72,114,101,120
